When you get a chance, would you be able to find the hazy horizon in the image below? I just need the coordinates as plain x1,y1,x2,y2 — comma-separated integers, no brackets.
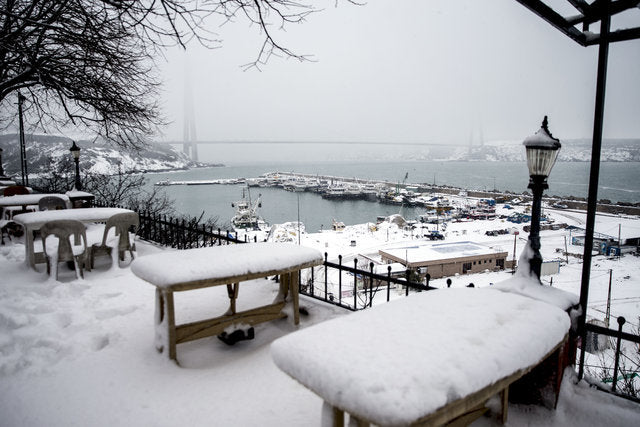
158,1,640,145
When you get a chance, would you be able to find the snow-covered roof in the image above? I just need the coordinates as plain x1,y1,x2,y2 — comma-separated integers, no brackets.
380,241,506,265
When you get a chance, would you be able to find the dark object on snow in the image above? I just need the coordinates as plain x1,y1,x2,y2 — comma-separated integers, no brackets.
1,220,23,244
446,278,452,288
217,327,255,346
467,283,475,288
299,306,309,316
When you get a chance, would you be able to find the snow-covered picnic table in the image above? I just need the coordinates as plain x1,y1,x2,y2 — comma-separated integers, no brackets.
0,193,70,208
0,193,71,220
131,242,323,363
271,287,571,426
13,207,134,268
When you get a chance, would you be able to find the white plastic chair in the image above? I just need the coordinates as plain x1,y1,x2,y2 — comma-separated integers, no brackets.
40,219,87,280
89,212,139,269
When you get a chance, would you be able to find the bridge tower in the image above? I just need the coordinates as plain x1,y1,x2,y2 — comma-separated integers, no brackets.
183,66,198,161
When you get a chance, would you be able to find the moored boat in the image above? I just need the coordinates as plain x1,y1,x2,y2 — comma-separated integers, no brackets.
231,187,269,231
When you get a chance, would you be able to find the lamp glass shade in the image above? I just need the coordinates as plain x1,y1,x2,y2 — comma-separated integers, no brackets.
525,146,559,177
523,117,561,178
69,141,80,159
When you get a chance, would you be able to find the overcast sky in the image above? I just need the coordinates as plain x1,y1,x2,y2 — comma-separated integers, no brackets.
157,0,640,145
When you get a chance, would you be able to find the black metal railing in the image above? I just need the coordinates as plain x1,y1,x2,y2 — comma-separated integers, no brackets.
580,317,640,402
96,202,639,400
94,201,252,247
300,253,437,311
107,202,435,311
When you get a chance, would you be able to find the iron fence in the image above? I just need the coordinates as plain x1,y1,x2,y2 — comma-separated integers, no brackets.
94,201,251,247
581,318,640,403
301,253,436,311
98,203,639,401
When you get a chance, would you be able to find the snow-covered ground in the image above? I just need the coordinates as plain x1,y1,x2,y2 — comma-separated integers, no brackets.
1,204,639,426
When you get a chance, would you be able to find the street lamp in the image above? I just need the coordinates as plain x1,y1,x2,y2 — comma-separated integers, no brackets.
523,116,561,280
0,147,6,179
69,140,82,191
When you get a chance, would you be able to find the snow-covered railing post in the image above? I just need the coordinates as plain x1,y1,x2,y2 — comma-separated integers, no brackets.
369,262,374,308
353,258,358,310
323,253,328,299
405,269,410,297
387,265,392,302
338,255,342,306
611,316,626,393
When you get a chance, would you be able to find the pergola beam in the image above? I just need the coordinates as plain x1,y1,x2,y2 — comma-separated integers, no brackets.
586,26,640,44
515,0,588,44
515,0,640,45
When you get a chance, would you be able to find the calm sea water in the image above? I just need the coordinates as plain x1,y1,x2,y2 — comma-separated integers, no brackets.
145,146,640,233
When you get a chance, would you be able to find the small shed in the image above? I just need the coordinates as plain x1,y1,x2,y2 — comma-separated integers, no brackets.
379,241,508,280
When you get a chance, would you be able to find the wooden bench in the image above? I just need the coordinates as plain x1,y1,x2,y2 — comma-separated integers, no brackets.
271,288,571,426
131,242,323,363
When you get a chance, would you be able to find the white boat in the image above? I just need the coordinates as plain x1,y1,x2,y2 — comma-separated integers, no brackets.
231,187,269,231
283,178,308,192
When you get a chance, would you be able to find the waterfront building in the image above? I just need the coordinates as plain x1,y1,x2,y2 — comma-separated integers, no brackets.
379,241,508,280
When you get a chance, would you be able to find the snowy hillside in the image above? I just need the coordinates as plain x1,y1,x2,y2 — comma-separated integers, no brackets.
0,134,212,177
459,138,640,162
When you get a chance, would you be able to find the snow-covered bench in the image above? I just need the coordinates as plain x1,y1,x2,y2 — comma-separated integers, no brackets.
272,287,571,426
132,243,323,363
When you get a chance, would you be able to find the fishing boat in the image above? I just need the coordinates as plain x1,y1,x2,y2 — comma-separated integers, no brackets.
231,187,269,231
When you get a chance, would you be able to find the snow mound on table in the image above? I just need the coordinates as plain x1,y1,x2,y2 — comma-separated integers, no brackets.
494,241,579,310
271,287,570,425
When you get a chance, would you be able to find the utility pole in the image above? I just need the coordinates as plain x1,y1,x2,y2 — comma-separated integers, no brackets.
605,269,613,328
618,224,621,259
17,92,28,186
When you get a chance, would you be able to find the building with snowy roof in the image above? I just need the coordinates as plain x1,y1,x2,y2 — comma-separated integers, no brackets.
569,217,640,254
379,241,508,280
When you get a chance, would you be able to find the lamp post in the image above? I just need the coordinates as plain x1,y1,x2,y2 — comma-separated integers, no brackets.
69,141,82,191
523,116,561,280
0,147,6,179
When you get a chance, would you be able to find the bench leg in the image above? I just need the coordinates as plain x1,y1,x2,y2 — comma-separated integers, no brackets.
499,386,509,424
155,288,177,361
289,271,300,325
274,272,300,325
226,283,239,315
321,402,344,427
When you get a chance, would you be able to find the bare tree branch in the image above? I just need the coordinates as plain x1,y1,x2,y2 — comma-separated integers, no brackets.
0,1,357,147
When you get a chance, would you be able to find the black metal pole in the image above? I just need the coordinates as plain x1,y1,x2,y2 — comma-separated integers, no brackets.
74,157,82,190
18,92,28,186
578,0,610,380
611,316,626,393
528,175,547,279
